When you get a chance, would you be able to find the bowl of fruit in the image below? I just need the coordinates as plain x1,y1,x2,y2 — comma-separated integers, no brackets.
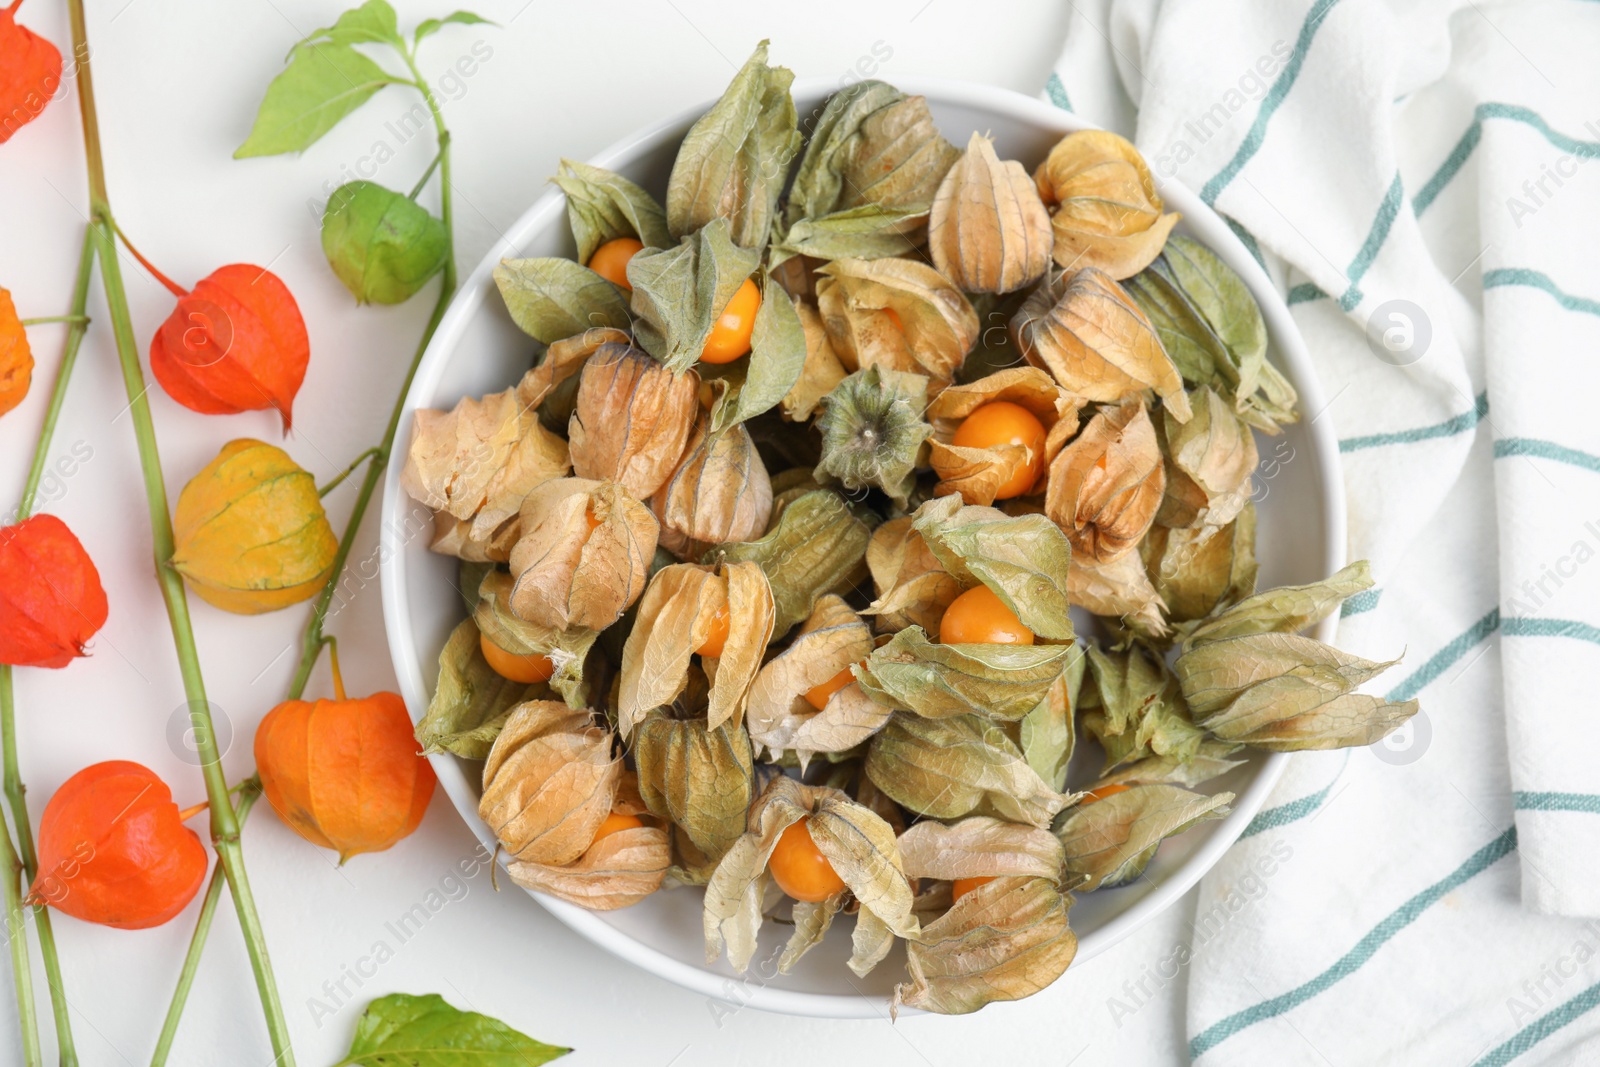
380,44,1412,1018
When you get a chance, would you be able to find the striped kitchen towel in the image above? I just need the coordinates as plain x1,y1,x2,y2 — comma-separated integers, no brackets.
1044,0,1600,1063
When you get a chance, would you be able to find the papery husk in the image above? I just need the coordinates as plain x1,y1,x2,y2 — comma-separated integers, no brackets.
857,626,1077,721
519,327,629,412
781,301,848,421
1056,784,1232,889
896,816,1065,882
1011,267,1190,420
713,488,872,638
1160,386,1257,529
813,366,931,507
909,494,1076,641
1020,652,1085,792
627,221,765,373
551,160,672,265
568,342,700,499
1046,397,1164,565
745,595,888,765
929,133,1053,294
652,416,773,560
1143,506,1258,624
894,876,1077,1016
414,618,546,759
1067,549,1169,639
863,516,963,634
479,701,620,866
864,713,1073,828
1082,645,1206,770
401,382,571,556
508,478,659,632
171,439,338,614
926,366,1086,505
1033,130,1179,279
815,258,978,386
1181,561,1373,649
505,821,670,910
1089,740,1245,790
474,570,598,709
635,705,756,862
703,776,917,972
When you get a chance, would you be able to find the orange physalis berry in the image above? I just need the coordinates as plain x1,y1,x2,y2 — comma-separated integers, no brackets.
0,514,108,669
0,286,32,417
951,875,995,902
1081,783,1131,805
803,663,859,711
696,600,731,659
588,237,644,291
700,278,760,364
768,817,846,903
938,584,1034,646
28,761,207,929
254,644,436,862
952,400,1047,499
479,631,555,684
592,811,643,845
0,0,63,146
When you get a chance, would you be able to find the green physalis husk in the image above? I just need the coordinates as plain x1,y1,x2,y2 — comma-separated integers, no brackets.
812,365,931,506
414,617,545,759
1173,562,1419,750
474,570,598,709
321,180,447,305
857,626,1079,721
1143,505,1259,625
1081,644,1207,770
627,218,762,373
493,256,631,344
551,158,672,264
1056,784,1233,889
634,700,755,864
703,273,808,433
711,488,872,638
1020,654,1085,791
666,40,800,251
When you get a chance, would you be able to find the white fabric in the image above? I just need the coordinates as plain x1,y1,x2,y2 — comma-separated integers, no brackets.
1043,1,1600,1063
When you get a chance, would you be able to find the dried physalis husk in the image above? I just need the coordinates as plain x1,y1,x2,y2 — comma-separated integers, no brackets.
897,815,1065,884
503,770,670,911
1181,560,1372,648
1090,739,1245,791
815,258,978,386
715,488,872,638
1143,504,1258,624
813,366,931,507
1056,784,1232,889
864,713,1073,829
863,516,963,633
929,133,1053,294
475,570,599,709
1067,550,1168,639
635,690,756,863
508,478,659,631
1033,129,1179,279
1046,397,1164,565
414,618,547,759
652,416,772,560
895,876,1078,1016
401,380,571,561
703,776,918,975
745,595,890,766
521,326,629,414
926,367,1085,505
1019,657,1084,792
1159,386,1257,529
479,701,620,866
568,342,700,499
1082,645,1206,770
780,301,847,421
618,561,775,737
910,494,1076,640
858,626,1077,722
1011,267,1191,420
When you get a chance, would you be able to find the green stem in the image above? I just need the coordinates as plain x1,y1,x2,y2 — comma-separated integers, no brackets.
317,447,382,497
149,780,260,1067
0,224,97,1067
17,316,89,327
65,4,295,1065
0,817,38,1067
407,147,442,200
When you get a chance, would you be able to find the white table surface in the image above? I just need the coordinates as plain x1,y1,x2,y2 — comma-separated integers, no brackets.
0,2,1196,1063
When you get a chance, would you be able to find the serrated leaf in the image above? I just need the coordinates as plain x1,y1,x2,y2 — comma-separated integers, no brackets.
551,158,671,265
628,219,761,372
493,257,631,344
414,10,494,46
235,42,405,158
332,992,569,1067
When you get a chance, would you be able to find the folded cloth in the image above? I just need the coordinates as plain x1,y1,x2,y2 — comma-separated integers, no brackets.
1042,0,1600,1062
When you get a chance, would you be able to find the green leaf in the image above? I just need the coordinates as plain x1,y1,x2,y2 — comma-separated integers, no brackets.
550,158,672,265
707,273,806,434
414,10,494,46
321,181,447,305
493,257,632,344
333,992,569,1067
628,218,761,372
300,0,403,48
235,42,405,158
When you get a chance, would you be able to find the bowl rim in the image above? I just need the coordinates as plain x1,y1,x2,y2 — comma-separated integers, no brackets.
378,74,1344,1019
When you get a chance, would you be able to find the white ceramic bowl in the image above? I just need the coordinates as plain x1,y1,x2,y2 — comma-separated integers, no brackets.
379,77,1344,1018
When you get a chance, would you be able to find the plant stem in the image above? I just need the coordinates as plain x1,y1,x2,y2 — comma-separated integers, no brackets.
0,817,38,1067
317,447,381,497
149,779,260,1067
65,4,295,1064
17,316,89,327
0,224,97,1067
407,147,442,200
